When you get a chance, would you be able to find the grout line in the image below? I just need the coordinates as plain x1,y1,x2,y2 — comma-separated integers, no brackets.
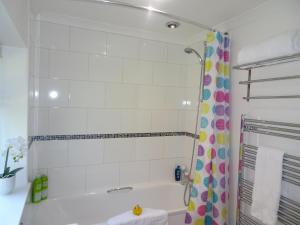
35,74,195,89
36,46,190,66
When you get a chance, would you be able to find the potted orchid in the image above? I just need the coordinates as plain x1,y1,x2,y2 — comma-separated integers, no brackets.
0,137,27,195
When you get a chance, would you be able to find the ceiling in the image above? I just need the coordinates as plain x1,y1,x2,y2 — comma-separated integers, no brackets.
30,0,268,42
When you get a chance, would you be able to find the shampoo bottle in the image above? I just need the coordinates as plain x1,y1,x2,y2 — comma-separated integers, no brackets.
41,175,48,200
32,176,42,203
175,165,181,182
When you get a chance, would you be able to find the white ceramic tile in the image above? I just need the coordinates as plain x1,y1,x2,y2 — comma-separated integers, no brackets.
183,110,198,133
30,20,39,46
123,59,153,84
68,140,103,166
103,139,136,163
164,136,185,158
28,108,35,136
32,77,40,106
89,55,123,82
49,50,89,80
183,137,194,160
137,86,165,109
186,64,201,87
164,87,186,109
167,44,188,64
105,84,138,108
136,137,164,160
49,108,87,134
151,111,179,131
150,158,184,182
86,164,119,192
34,141,68,168
70,27,107,54
120,110,151,133
87,109,121,133
107,33,140,59
119,161,150,185
177,111,186,131
69,81,105,108
36,78,69,107
185,88,199,110
39,21,69,50
29,47,35,76
28,76,35,107
30,107,49,135
32,48,49,77
48,167,85,198
153,62,185,87
140,40,167,62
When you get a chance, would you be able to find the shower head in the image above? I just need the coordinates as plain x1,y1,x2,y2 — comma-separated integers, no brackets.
184,47,203,63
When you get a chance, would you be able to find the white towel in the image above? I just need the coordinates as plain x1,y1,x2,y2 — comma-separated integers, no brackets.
106,208,168,225
251,146,284,225
238,29,300,65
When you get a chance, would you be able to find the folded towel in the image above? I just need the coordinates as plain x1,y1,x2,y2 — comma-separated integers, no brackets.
238,29,300,65
251,146,284,225
106,208,168,225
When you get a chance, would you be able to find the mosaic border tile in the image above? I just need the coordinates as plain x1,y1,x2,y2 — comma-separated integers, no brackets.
30,131,199,142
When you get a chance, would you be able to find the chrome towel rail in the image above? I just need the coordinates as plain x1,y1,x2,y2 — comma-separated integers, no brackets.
107,186,133,194
239,75,300,84
243,95,300,100
240,179,300,225
233,53,300,101
244,118,300,128
233,53,300,70
242,144,300,186
244,118,300,141
237,116,300,225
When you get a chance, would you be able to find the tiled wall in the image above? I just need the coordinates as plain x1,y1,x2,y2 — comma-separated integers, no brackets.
29,19,201,198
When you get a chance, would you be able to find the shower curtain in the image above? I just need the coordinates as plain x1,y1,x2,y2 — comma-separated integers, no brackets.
185,31,230,225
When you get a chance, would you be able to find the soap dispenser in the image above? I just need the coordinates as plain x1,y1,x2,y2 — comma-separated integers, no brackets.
175,165,181,182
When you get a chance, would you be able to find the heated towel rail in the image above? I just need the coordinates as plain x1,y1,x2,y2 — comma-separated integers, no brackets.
233,53,300,101
237,115,300,225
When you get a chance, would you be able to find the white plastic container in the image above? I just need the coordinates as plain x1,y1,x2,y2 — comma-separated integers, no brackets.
0,176,16,195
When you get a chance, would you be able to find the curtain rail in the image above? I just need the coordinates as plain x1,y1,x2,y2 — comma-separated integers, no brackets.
71,0,215,31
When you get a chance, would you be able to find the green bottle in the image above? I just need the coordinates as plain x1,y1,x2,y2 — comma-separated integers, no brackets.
32,176,42,203
41,175,48,200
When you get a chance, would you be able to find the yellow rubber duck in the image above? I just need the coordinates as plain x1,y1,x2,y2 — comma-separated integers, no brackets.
132,204,143,216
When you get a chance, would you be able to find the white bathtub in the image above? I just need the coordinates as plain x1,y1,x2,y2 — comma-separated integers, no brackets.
28,182,186,225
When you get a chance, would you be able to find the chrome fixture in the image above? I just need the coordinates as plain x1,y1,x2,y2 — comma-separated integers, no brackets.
184,47,204,63
107,186,133,194
180,167,193,186
166,21,180,29
182,44,206,207
234,52,300,101
71,0,214,31
238,115,300,224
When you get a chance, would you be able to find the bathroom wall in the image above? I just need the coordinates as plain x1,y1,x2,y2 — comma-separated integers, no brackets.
0,46,29,188
28,18,201,198
0,0,30,46
215,0,300,223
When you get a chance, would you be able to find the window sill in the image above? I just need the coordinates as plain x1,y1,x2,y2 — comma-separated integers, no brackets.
0,183,31,225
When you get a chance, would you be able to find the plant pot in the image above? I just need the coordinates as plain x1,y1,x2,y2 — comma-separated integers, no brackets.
0,175,16,195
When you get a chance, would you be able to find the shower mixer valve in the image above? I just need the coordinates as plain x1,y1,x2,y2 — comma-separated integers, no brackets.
180,167,193,185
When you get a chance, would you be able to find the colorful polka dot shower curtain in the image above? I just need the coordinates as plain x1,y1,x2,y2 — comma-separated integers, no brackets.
184,31,230,225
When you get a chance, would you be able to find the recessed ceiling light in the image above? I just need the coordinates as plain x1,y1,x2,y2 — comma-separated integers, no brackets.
166,21,180,29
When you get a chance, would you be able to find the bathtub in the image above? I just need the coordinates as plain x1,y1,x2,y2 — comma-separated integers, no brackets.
28,182,186,225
